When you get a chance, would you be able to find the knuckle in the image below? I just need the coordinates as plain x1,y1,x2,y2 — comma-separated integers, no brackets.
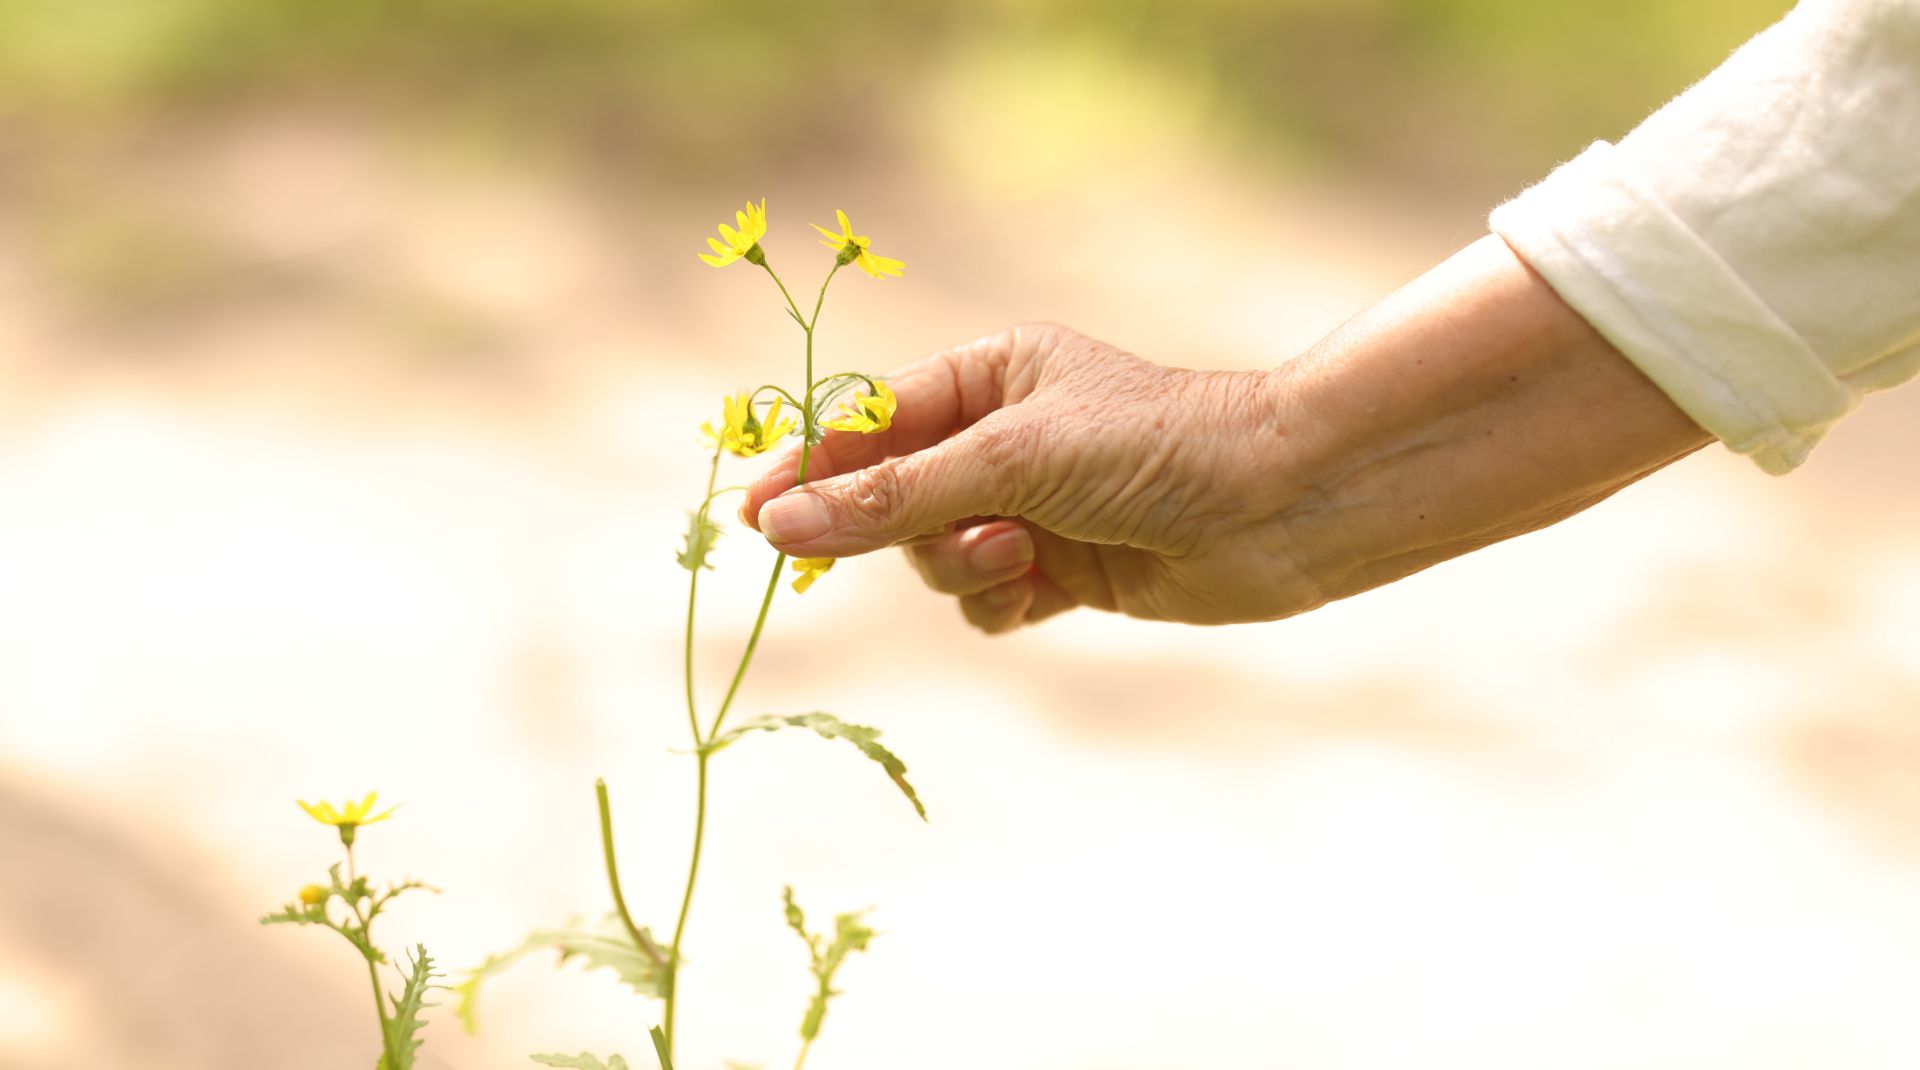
966,415,1040,510
836,461,908,527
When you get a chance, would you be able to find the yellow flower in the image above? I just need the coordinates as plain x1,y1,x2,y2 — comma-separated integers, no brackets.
298,792,397,845
298,884,328,907
702,392,796,457
699,199,769,268
811,209,904,279
791,557,834,593
822,380,897,434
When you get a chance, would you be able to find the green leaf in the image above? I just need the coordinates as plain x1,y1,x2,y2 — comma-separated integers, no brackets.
677,511,722,572
781,885,811,948
258,901,327,927
783,887,877,1043
454,915,668,1034
261,863,394,965
378,945,438,1070
706,712,926,820
368,878,439,924
530,1055,630,1070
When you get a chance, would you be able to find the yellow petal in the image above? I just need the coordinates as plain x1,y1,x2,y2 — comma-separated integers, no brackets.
698,253,730,267
790,557,834,593
856,249,904,278
835,208,852,235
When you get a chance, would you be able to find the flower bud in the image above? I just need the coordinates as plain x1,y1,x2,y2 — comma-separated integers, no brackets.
299,884,327,907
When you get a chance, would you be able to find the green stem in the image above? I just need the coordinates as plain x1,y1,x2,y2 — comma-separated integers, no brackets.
684,446,723,744
346,843,393,1064
807,262,841,332
703,264,839,744
762,262,805,327
792,1036,815,1070
661,750,710,1055
704,556,786,742
664,259,841,1064
597,779,668,967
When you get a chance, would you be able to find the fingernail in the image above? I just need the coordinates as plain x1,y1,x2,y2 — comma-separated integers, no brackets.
759,492,832,545
971,528,1034,573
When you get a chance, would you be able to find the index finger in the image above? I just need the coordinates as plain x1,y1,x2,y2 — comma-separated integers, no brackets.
741,325,1039,529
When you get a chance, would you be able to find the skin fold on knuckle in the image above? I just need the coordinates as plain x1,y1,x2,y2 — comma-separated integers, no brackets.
961,414,1041,516
829,461,910,537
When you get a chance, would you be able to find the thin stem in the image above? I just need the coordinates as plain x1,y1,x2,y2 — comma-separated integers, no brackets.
807,262,841,332
684,445,724,744
345,842,393,1062
701,265,841,743
751,384,804,409
792,1036,815,1070
665,258,843,1064
761,263,806,329
597,779,668,967
363,957,388,1059
704,556,786,742
661,750,710,1055
807,371,876,406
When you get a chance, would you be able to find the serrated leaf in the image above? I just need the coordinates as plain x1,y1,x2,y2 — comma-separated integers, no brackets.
707,712,926,820
677,511,723,572
258,901,327,927
781,885,810,947
378,945,438,1070
530,1054,630,1070
784,887,877,1043
455,915,667,1034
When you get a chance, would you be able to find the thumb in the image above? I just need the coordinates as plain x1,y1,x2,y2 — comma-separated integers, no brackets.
756,424,1027,558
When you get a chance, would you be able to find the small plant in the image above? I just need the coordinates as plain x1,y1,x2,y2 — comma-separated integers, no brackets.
264,200,925,1067
261,792,440,1069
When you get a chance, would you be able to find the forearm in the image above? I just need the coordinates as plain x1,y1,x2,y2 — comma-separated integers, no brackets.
1261,234,1712,605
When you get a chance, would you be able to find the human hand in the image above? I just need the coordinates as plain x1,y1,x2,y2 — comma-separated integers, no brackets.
742,237,1710,632
742,321,1309,630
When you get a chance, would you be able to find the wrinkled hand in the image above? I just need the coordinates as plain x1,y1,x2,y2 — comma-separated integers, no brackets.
742,238,1710,632
742,322,1315,630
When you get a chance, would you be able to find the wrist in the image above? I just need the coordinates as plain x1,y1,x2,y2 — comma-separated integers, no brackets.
1256,234,1711,604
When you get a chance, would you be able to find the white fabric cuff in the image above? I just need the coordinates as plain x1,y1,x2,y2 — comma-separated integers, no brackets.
1489,140,1856,474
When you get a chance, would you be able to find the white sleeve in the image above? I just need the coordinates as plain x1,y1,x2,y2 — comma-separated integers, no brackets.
1488,0,1920,474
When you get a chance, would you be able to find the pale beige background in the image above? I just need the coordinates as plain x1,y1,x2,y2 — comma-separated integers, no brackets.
5,15,1920,1066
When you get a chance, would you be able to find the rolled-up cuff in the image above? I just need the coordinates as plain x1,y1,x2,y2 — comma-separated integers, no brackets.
1489,140,1855,474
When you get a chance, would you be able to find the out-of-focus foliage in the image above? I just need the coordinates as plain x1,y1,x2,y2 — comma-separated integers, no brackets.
0,0,1792,191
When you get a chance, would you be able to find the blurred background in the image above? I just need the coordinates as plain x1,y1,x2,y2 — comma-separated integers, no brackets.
8,0,1920,1067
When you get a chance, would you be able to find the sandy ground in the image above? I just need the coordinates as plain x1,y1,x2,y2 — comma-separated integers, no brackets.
3,112,1920,1069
